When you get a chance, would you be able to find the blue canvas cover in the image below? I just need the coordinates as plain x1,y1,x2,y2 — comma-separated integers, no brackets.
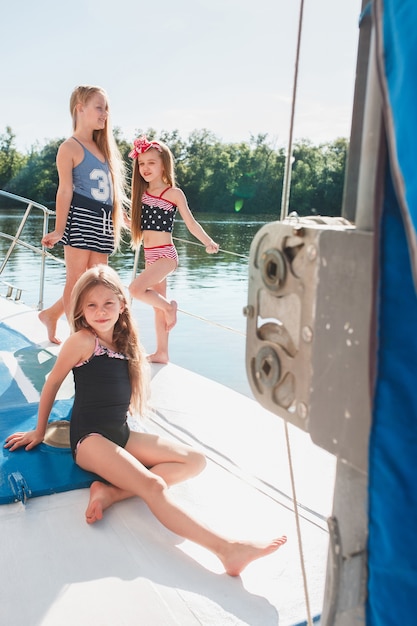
0,322,96,504
368,1,417,622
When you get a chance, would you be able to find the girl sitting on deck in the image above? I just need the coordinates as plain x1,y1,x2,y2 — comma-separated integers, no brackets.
5,265,286,576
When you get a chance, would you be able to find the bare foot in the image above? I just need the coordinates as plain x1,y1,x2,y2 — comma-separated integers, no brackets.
85,481,125,524
165,300,178,331
38,310,61,344
220,535,287,577
147,352,169,364
85,481,135,524
85,481,108,524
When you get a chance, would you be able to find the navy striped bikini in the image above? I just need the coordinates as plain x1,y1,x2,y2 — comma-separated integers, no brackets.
60,138,115,254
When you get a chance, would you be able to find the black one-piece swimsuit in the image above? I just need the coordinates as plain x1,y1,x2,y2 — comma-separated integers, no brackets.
69,338,131,458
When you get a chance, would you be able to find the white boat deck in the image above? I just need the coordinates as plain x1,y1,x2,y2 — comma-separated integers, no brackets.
0,297,336,626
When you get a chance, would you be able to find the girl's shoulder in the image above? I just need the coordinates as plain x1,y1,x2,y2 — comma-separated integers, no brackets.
59,136,82,152
161,186,184,203
74,327,96,343
66,328,96,359
56,136,83,165
55,329,96,371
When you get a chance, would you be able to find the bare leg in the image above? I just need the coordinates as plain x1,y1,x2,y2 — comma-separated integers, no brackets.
77,436,287,576
147,280,172,363
165,300,178,331
147,307,170,363
85,432,206,522
63,248,108,316
38,298,65,344
39,248,108,343
129,259,178,332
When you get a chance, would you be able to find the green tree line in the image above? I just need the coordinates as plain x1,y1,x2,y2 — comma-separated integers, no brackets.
0,126,348,217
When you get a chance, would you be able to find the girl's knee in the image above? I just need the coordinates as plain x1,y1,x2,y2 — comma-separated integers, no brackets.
188,449,207,476
146,472,167,496
129,281,141,300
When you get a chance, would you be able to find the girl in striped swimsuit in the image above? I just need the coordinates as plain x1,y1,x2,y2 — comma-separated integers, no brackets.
39,85,128,344
128,136,219,364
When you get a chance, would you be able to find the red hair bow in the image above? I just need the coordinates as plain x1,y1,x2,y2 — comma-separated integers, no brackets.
128,135,162,159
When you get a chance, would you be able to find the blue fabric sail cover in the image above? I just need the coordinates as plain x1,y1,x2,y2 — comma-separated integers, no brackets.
0,323,97,504
368,1,417,623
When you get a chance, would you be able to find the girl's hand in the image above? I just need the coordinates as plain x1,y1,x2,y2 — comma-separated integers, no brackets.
42,230,63,249
206,240,219,254
4,430,44,452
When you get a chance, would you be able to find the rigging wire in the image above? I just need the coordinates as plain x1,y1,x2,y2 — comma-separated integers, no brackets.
174,235,247,334
278,2,314,624
176,306,245,335
280,0,305,222
285,420,314,626
174,236,249,259
145,407,329,531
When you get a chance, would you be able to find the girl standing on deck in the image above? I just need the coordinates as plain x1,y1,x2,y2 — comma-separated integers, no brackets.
39,85,128,344
128,136,219,364
5,265,286,576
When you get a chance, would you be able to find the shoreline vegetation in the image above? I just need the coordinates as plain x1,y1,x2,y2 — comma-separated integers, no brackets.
0,126,347,217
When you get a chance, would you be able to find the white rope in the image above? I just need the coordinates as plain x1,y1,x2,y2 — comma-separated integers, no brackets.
176,306,245,335
284,420,313,626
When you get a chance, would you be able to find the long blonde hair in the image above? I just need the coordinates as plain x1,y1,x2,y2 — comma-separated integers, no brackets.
70,85,128,249
69,265,149,416
130,140,176,247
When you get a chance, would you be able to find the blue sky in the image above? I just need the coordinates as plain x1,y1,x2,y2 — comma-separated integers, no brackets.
1,0,361,153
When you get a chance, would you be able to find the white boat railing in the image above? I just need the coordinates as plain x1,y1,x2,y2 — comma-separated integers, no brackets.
0,190,145,312
0,189,64,310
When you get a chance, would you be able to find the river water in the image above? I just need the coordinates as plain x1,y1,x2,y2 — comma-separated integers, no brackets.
0,208,277,397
